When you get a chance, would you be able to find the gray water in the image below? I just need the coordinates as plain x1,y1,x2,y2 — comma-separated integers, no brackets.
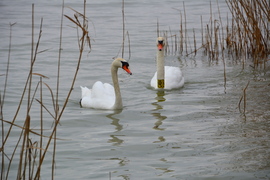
1,0,270,179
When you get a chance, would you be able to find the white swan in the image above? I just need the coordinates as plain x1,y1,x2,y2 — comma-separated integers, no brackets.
80,58,132,110
150,37,184,90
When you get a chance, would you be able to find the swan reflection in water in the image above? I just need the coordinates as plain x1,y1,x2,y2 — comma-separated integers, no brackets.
152,91,167,130
106,109,124,146
106,110,129,170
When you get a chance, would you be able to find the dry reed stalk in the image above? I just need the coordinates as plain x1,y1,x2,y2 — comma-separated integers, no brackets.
193,29,197,56
173,8,184,55
214,20,219,60
122,0,125,58
126,31,131,60
50,1,64,178
17,115,29,179
209,1,213,60
238,80,250,117
217,0,227,91
39,76,43,178
179,10,183,55
115,0,131,60
217,0,225,57
206,24,211,59
30,141,39,179
200,15,205,56
28,3,34,112
174,34,177,55
219,28,227,92
0,22,16,180
0,93,3,180
183,2,188,55
116,30,131,60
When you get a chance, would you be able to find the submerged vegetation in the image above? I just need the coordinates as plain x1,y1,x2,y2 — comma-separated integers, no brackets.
0,0,269,179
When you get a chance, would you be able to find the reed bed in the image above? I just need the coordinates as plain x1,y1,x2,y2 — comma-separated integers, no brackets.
160,0,269,69
226,0,269,68
0,1,91,179
158,0,269,115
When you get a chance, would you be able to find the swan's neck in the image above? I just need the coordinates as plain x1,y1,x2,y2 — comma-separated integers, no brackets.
157,50,165,88
111,65,123,109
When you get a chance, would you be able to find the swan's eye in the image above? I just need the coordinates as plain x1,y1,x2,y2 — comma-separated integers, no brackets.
158,40,163,44
121,61,132,75
121,61,129,67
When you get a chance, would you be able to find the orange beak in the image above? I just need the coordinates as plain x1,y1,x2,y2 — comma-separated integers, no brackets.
123,65,132,75
158,43,163,51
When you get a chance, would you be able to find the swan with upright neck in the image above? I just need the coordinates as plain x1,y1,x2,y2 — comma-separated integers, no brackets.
150,37,184,90
80,58,132,110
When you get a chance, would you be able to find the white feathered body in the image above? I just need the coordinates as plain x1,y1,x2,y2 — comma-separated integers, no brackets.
151,66,184,90
80,81,115,109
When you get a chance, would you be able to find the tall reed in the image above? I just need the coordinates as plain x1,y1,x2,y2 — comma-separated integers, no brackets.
0,1,91,179
160,0,269,68
114,0,131,60
0,21,16,180
226,0,269,68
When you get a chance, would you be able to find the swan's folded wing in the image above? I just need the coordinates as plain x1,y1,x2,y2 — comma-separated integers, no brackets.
164,66,184,89
90,81,115,109
103,83,115,97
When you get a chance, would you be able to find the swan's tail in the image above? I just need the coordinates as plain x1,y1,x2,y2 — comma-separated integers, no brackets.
80,86,91,99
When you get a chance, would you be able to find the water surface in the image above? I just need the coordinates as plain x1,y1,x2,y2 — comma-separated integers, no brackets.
0,0,269,179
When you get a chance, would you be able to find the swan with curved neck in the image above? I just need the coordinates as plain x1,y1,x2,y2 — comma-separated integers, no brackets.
80,58,132,110
150,37,184,90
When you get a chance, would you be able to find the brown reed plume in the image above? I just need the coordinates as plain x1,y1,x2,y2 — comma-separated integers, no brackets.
0,1,91,179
